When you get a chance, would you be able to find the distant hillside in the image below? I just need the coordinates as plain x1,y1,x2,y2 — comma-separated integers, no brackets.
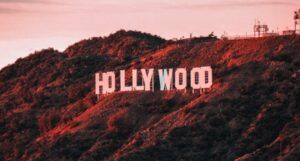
0,30,299,161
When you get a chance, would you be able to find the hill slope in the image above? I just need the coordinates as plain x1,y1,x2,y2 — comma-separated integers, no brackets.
0,31,299,161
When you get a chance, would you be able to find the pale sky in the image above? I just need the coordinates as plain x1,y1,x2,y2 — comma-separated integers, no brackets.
0,0,299,69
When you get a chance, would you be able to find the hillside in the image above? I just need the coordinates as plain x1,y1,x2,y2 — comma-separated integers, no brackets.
0,30,299,161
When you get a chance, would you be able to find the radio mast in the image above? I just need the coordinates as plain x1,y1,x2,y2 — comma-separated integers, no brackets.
294,9,300,34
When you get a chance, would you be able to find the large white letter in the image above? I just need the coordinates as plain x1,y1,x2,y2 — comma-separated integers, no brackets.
191,68,201,90
158,69,173,91
132,69,144,91
199,66,213,88
95,72,107,94
191,66,213,90
175,68,187,90
141,68,154,91
105,72,116,93
120,70,132,91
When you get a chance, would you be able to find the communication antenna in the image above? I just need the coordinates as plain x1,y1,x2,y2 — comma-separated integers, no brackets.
294,9,300,34
254,20,269,37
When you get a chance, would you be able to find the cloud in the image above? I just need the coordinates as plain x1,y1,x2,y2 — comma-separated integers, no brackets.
0,0,299,14
0,0,72,14
157,0,300,10
225,1,299,7
0,0,51,4
0,6,24,13
0,0,68,6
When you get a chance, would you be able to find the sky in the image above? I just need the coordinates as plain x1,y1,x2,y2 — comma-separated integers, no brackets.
0,0,299,69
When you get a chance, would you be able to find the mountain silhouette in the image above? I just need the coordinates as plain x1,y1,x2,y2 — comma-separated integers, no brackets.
0,30,299,161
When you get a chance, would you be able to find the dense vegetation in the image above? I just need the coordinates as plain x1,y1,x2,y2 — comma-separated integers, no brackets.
0,30,299,161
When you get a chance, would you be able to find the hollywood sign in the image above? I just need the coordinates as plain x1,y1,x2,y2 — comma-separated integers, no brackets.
95,66,212,94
